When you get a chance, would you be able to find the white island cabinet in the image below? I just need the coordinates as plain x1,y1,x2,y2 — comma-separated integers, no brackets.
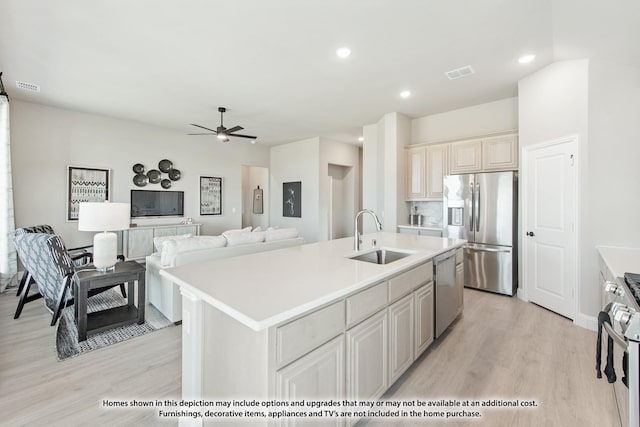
161,232,465,427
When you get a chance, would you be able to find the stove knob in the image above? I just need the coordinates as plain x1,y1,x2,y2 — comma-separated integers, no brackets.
614,308,632,325
605,281,624,296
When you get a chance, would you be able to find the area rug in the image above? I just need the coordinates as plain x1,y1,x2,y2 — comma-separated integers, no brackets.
56,288,173,361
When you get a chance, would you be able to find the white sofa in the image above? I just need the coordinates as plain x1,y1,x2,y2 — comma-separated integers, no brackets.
146,228,303,322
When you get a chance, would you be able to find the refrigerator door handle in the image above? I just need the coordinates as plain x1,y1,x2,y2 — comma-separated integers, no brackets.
469,182,475,232
475,182,480,232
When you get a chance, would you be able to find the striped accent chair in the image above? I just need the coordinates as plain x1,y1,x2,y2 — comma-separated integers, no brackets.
13,225,93,319
14,233,77,326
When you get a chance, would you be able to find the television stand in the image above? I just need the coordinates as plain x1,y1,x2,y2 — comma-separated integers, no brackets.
121,223,201,260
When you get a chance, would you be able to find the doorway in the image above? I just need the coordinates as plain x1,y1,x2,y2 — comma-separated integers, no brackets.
241,165,269,230
328,164,355,240
521,136,578,320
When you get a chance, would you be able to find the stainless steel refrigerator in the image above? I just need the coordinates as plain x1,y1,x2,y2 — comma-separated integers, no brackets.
443,171,517,296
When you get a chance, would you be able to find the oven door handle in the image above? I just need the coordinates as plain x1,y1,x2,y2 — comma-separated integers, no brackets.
603,321,627,348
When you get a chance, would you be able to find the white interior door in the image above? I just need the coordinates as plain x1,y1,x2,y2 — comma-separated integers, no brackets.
523,137,577,319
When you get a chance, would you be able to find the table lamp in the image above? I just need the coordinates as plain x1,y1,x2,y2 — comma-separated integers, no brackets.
78,202,130,272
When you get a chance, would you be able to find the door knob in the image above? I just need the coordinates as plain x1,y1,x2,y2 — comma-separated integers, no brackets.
526,231,535,237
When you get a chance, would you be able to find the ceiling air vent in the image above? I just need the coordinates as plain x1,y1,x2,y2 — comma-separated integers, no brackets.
16,80,40,92
445,65,475,80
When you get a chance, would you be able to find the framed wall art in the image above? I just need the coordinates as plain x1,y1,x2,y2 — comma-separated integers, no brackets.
200,176,222,215
67,166,110,221
282,181,301,218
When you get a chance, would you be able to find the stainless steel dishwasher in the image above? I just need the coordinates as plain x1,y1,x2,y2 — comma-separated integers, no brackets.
434,250,459,338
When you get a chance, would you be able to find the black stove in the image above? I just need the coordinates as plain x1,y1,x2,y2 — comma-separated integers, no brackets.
624,272,640,306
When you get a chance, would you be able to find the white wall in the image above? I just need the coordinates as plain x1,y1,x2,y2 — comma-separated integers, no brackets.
361,124,379,234
10,100,270,248
518,59,591,319
361,113,410,233
586,59,640,313
411,97,519,144
318,138,360,242
395,113,410,229
269,137,319,243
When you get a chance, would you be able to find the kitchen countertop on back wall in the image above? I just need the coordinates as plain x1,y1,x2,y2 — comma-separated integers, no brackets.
398,224,443,231
597,245,640,278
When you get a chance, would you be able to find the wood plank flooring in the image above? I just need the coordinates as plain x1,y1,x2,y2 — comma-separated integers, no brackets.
0,287,619,426
362,289,620,427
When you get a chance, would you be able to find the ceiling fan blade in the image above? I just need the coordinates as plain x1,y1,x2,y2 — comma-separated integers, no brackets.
225,125,244,133
228,133,257,140
190,123,218,133
188,133,216,135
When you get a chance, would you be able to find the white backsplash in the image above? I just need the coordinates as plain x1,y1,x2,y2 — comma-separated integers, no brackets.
408,201,443,226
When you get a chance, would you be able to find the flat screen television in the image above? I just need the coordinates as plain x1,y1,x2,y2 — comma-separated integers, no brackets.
131,190,184,218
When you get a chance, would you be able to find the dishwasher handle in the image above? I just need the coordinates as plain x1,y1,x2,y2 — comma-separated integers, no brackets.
433,250,456,264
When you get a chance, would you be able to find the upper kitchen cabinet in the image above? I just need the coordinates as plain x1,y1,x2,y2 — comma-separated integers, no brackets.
482,134,518,171
425,144,448,199
449,138,483,174
406,146,426,200
405,144,448,201
449,133,518,174
406,133,518,201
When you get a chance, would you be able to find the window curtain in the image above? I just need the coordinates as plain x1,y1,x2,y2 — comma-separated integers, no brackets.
0,93,17,292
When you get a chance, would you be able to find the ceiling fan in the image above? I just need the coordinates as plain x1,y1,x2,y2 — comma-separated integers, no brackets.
189,107,257,143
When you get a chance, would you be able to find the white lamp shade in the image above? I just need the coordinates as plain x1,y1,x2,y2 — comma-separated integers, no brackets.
78,202,130,232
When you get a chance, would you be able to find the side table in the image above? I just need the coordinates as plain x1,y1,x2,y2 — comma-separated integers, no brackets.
75,261,146,341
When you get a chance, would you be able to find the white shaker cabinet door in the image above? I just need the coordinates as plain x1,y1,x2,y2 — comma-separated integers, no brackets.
276,336,345,426
449,139,482,174
346,310,388,402
406,146,426,200
425,143,448,199
388,293,414,383
414,283,434,359
483,134,518,171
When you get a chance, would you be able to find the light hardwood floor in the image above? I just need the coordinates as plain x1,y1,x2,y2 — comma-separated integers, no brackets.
0,288,619,426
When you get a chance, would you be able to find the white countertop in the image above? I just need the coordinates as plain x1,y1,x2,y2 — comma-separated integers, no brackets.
397,224,443,231
161,232,465,331
597,245,640,278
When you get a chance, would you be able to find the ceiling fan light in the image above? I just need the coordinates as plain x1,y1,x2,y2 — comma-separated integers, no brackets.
217,133,227,140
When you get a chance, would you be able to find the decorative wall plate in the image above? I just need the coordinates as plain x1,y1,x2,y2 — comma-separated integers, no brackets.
168,168,181,181
158,159,173,173
147,169,161,183
133,173,149,187
161,179,172,189
132,163,145,174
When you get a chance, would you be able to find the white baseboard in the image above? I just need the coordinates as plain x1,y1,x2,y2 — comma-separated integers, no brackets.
574,313,597,331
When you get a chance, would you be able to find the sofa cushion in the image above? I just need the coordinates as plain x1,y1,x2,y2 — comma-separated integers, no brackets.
153,233,192,252
222,227,252,236
161,235,227,266
265,227,299,242
224,231,266,246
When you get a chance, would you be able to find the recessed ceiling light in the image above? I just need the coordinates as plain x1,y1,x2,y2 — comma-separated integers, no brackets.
358,136,364,142
518,54,536,64
336,47,351,58
251,140,257,144
400,90,411,99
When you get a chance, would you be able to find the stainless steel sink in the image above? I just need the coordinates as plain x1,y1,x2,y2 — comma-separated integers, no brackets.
349,248,414,265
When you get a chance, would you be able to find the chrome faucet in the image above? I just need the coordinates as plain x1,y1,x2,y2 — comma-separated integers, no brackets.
354,209,382,251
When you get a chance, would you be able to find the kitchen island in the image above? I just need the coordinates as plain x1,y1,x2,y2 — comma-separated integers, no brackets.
161,232,465,426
